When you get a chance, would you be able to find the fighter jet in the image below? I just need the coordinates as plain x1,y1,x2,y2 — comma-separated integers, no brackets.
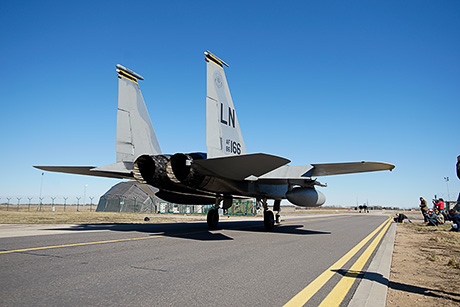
35,51,395,230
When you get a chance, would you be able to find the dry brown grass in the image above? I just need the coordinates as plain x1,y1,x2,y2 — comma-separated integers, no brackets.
0,205,366,224
0,211,206,224
387,222,460,307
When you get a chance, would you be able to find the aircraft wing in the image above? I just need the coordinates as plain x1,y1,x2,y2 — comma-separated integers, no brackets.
193,153,290,181
249,162,394,186
310,161,395,176
34,162,134,179
251,165,315,186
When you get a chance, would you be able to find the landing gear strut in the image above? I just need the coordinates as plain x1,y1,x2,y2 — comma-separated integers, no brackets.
273,199,281,224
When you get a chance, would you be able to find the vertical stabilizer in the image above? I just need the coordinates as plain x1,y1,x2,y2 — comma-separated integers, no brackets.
116,64,161,162
205,51,246,158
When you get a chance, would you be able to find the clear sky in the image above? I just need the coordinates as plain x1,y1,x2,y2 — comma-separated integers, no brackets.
1,1,459,208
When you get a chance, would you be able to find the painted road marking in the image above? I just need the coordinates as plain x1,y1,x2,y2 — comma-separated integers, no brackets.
318,217,392,306
0,215,349,255
284,217,392,307
0,235,165,255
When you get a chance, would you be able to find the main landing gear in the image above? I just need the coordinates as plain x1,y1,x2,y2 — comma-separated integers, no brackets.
259,198,281,231
207,197,281,231
207,208,219,228
264,210,275,230
207,196,232,229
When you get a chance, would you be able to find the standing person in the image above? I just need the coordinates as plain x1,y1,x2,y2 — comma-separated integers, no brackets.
437,198,446,219
433,198,440,211
457,155,460,180
457,155,460,208
419,197,428,222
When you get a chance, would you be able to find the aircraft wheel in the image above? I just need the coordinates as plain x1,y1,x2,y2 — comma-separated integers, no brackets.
207,208,219,228
264,210,275,230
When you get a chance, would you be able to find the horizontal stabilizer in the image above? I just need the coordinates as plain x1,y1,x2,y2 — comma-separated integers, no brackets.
311,161,395,177
34,164,133,179
193,153,290,181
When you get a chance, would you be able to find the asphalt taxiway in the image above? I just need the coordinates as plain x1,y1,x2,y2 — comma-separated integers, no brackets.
0,214,394,306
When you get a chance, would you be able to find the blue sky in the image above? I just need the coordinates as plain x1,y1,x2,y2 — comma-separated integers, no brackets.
1,1,459,208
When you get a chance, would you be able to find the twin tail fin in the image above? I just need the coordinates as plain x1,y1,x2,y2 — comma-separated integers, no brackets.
116,64,161,162
205,51,246,159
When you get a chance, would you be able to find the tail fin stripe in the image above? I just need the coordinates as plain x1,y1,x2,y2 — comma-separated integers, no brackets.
204,51,229,67
118,70,138,83
206,56,223,68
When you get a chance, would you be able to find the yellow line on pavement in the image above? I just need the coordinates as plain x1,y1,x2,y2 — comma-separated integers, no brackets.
0,235,165,255
283,216,391,307
318,217,392,306
0,226,220,255
0,214,362,255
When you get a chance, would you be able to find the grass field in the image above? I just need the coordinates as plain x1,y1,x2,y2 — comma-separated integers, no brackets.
0,204,389,224
0,209,206,224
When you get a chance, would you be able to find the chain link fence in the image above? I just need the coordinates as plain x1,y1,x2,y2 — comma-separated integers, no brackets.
0,197,256,215
96,196,255,215
0,203,97,212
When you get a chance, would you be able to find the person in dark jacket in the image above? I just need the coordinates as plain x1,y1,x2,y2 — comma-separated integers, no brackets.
394,213,409,223
457,155,460,207
447,209,460,232
457,155,460,180
419,197,428,222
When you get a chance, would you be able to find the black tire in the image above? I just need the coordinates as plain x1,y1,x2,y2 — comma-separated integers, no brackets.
264,210,275,230
207,208,219,228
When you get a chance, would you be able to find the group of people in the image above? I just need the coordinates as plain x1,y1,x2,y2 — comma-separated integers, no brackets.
419,197,445,223
416,156,460,231
419,197,460,231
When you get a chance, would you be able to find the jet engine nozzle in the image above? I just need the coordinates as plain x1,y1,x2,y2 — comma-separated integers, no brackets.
133,154,170,187
170,153,208,187
286,187,326,207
